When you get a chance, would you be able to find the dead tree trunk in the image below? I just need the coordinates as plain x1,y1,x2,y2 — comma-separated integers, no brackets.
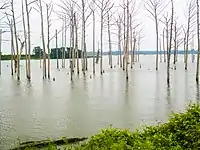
160,38,162,62
11,0,20,80
22,0,28,78
196,0,200,82
125,0,129,80
167,0,174,85
38,0,47,79
117,18,122,68
56,29,59,69
185,1,196,70
173,23,177,65
0,29,2,75
130,14,133,68
10,21,14,75
25,0,31,80
92,0,95,74
163,29,166,62
107,13,112,68
74,13,79,75
64,16,67,68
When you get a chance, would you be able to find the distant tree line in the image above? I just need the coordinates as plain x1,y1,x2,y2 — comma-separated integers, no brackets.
33,46,83,59
0,46,84,60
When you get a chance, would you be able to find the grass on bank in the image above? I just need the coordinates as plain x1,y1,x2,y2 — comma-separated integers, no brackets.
17,103,200,150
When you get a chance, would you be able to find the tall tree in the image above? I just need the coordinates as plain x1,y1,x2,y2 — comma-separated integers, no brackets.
55,29,59,69
95,0,114,74
11,0,20,80
74,13,80,75
22,0,28,78
107,12,113,68
89,0,96,74
144,0,167,71
46,2,53,79
37,0,47,79
24,0,33,80
184,0,196,70
196,0,200,82
167,0,174,85
0,29,2,75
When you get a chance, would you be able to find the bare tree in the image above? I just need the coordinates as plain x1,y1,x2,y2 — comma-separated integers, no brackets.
159,38,162,62
89,0,96,74
46,2,53,79
24,0,33,80
116,13,123,68
144,0,167,71
184,0,196,70
74,13,80,75
37,0,47,79
173,22,177,69
173,22,182,69
162,28,166,62
95,0,114,75
125,0,129,80
196,0,200,82
0,1,9,10
22,0,28,78
11,0,20,80
167,0,174,85
0,29,2,75
55,29,59,69
5,13,15,75
107,12,113,68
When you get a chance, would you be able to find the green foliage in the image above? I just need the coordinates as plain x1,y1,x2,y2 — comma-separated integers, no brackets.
72,103,200,150
19,103,200,150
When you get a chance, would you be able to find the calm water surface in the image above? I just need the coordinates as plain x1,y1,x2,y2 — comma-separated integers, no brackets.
0,55,199,149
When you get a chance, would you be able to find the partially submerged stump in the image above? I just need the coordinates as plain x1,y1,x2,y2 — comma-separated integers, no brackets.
11,137,88,150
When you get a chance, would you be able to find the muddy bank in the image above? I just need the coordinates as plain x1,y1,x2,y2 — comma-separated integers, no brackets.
10,137,88,150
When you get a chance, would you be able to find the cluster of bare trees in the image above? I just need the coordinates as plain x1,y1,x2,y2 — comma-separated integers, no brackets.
143,0,200,85
1,0,200,84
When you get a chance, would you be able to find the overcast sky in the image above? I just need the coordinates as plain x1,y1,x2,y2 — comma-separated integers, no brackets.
0,0,190,54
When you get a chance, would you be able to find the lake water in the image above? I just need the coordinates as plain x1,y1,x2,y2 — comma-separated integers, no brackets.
0,55,199,149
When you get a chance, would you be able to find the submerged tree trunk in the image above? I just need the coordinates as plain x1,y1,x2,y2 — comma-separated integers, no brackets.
74,13,79,75
56,30,59,69
47,4,50,79
163,29,166,62
107,13,112,68
125,0,129,80
173,23,177,65
10,22,14,75
130,14,133,68
196,0,200,82
62,18,65,68
0,29,2,75
22,0,28,78
39,0,46,79
155,15,159,70
174,23,177,70
100,11,103,74
64,16,67,68
137,36,140,62
92,3,95,74
12,0,20,80
25,0,31,80
167,0,174,85
160,38,162,62
118,20,122,68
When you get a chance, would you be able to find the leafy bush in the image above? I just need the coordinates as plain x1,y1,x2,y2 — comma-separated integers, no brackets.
72,103,200,150
23,103,200,150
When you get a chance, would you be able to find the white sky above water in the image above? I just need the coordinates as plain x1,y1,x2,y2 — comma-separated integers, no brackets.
0,0,191,54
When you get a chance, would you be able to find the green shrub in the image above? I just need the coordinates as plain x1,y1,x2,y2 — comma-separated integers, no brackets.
21,103,200,150
72,103,200,150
